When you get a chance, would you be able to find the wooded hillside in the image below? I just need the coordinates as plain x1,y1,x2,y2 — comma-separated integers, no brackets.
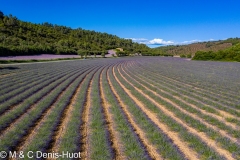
0,11,149,56
151,38,240,57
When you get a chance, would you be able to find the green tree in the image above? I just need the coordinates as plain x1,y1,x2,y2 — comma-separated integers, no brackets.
0,11,4,20
4,14,18,27
101,51,107,58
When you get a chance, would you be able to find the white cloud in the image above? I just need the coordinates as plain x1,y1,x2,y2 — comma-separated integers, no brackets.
175,39,215,45
179,39,201,44
127,38,174,45
149,38,174,45
127,38,215,46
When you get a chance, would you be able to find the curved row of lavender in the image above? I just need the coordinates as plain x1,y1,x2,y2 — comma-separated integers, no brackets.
0,54,81,60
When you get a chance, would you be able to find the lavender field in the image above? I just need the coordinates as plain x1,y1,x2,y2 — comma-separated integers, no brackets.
0,57,240,160
0,54,81,60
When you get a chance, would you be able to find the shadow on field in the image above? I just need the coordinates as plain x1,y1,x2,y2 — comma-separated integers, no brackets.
0,66,20,70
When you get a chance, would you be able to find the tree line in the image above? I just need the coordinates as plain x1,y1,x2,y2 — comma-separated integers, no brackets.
192,43,240,62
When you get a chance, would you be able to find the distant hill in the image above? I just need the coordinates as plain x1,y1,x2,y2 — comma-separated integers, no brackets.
0,11,148,56
151,38,240,57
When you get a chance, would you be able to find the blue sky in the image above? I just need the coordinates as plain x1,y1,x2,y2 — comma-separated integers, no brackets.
1,0,240,47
